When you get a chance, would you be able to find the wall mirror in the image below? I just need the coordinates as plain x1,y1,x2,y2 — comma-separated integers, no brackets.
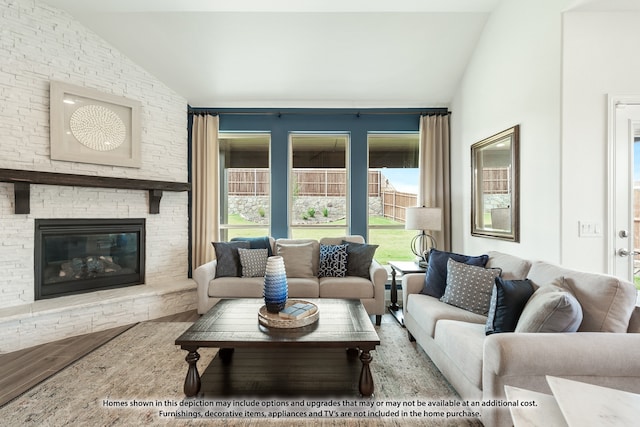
471,125,519,242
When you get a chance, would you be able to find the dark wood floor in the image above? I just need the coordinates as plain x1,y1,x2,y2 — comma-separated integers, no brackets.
0,310,200,408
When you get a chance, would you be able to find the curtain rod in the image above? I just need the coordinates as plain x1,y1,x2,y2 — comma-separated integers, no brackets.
188,108,449,117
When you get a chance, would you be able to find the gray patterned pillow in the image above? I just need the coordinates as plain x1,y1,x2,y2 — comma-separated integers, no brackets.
318,244,348,278
440,258,502,315
238,248,268,278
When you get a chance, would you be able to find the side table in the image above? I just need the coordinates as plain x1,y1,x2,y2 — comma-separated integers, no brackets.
387,261,426,326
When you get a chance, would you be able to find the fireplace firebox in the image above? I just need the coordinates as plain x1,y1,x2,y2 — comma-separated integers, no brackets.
34,219,145,300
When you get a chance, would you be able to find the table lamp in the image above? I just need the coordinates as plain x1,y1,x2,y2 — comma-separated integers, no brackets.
405,206,442,267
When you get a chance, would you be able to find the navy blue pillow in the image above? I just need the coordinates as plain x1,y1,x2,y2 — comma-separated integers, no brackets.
230,236,273,256
421,249,489,298
485,277,535,335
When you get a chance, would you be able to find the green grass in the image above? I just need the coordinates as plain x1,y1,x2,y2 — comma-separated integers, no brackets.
635,276,640,291
225,215,416,265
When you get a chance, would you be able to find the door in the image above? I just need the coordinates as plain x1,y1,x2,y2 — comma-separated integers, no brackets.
611,100,640,284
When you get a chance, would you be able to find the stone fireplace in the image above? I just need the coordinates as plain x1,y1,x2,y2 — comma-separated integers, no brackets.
34,218,146,300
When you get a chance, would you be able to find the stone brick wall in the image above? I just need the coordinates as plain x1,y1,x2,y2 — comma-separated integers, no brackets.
0,0,193,351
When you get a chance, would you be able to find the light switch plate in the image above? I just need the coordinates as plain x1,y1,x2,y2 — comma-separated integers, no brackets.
579,221,602,237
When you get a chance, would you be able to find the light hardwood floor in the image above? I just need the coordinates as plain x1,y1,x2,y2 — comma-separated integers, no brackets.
0,310,200,407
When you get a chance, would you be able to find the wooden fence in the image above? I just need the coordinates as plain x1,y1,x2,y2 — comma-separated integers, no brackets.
482,167,510,194
227,168,383,197
227,168,416,223
381,191,417,222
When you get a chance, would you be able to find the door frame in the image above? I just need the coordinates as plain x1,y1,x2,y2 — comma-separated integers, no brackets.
607,94,640,277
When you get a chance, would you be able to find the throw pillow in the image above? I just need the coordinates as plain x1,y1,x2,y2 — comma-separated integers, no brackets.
485,277,535,335
237,248,268,278
276,241,315,278
422,249,489,298
515,282,583,333
231,236,273,256
318,244,348,278
342,240,379,279
440,259,502,316
212,241,250,278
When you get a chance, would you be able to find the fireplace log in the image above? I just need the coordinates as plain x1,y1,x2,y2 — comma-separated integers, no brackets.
0,168,190,215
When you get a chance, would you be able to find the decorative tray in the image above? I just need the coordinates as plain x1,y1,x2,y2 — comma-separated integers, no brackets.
258,299,319,329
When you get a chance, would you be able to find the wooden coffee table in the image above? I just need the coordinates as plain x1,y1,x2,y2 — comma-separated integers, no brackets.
175,298,380,397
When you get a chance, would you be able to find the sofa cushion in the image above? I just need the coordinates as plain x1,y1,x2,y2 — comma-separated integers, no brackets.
286,277,320,298
318,244,348,278
208,276,264,297
515,282,583,333
320,235,365,245
527,261,637,332
485,277,535,335
422,249,489,298
276,241,316,278
406,293,487,338
212,241,250,278
231,236,273,256
486,251,532,280
319,276,374,298
237,248,268,277
434,320,486,390
440,259,501,316
342,241,378,279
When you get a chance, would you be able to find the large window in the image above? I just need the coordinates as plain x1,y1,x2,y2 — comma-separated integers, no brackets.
368,133,420,265
218,133,270,240
289,133,348,239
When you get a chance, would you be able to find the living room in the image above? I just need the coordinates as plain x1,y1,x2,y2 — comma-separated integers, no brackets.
1,0,640,425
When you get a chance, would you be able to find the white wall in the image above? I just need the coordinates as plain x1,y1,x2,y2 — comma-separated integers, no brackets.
0,0,189,309
562,11,640,272
450,0,569,261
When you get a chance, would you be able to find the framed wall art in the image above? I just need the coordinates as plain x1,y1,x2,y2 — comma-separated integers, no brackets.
50,81,141,168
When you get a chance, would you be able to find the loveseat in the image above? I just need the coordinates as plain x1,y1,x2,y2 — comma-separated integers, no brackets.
402,250,640,427
194,235,387,325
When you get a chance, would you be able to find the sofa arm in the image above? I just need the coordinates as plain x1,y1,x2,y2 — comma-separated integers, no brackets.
369,259,388,313
483,332,640,399
193,260,217,314
401,273,425,313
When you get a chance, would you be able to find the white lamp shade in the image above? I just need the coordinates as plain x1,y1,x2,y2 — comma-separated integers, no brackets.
405,207,442,231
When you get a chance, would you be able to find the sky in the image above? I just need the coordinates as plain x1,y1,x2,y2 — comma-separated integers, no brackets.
377,168,419,194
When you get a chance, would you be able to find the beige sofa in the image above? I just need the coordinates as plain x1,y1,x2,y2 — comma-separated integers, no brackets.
402,251,640,427
194,235,387,325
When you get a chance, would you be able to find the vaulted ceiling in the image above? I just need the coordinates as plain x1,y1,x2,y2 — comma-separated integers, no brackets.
41,0,632,108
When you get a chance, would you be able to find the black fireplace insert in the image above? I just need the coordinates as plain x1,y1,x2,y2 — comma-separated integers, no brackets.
34,218,145,299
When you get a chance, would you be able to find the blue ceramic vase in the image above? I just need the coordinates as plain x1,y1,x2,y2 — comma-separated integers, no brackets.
263,256,288,313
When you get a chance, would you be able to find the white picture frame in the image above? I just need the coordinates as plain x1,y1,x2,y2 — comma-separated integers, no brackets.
50,81,141,168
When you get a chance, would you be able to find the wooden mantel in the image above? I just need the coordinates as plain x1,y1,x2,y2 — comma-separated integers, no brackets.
0,168,191,214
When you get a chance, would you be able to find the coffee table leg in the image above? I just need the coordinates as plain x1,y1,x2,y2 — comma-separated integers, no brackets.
183,349,201,397
219,348,235,364
359,350,374,397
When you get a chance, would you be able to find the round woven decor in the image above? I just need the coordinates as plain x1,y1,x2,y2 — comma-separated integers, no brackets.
258,299,319,329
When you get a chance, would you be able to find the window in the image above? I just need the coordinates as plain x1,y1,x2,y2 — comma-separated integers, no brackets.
218,133,270,240
289,133,348,239
368,133,420,265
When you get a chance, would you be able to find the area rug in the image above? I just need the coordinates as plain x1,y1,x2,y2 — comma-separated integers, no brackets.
0,320,483,426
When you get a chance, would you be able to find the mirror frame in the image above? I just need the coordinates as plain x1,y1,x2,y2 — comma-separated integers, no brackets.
471,125,520,242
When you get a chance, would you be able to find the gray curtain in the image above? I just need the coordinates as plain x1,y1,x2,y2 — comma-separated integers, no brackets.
418,114,451,251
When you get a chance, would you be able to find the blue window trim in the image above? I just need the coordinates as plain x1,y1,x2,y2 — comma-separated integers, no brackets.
187,108,447,241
